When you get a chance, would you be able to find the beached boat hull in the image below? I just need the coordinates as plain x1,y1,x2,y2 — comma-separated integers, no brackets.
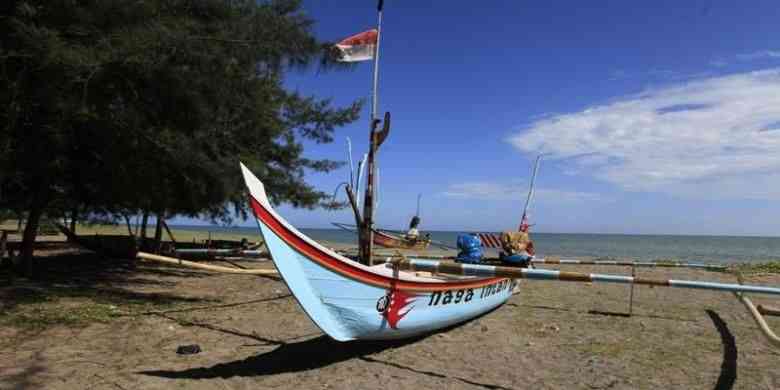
241,163,514,341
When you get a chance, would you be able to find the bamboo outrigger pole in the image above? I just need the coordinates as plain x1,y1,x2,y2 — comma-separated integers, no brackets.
389,259,780,296
531,257,727,271
367,252,728,271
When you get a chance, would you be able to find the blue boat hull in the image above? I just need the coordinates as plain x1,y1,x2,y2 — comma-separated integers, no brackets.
241,163,515,341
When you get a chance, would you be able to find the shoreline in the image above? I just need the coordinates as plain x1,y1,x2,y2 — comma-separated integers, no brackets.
3,222,780,265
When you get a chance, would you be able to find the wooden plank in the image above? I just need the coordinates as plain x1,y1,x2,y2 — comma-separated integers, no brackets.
758,304,780,317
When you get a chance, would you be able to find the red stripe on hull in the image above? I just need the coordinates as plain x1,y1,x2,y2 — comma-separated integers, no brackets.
250,197,503,292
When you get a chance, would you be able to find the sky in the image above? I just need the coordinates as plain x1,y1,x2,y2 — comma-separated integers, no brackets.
179,1,780,236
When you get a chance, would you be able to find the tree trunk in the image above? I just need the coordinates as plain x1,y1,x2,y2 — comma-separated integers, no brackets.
123,214,134,236
69,208,77,236
20,205,44,278
140,212,149,239
153,212,164,254
1,231,8,268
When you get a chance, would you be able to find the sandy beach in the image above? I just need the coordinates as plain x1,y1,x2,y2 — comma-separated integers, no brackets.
2,242,779,390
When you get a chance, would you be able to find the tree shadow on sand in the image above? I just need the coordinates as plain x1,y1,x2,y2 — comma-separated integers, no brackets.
1,251,221,313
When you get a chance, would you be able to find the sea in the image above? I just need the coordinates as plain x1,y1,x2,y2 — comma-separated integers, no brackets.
172,225,780,265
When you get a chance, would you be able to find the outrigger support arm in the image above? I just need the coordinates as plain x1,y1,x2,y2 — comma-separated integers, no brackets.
733,273,780,347
389,259,780,297
735,292,780,347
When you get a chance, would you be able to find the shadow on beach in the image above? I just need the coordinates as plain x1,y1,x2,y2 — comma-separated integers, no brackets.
141,331,515,390
140,335,423,379
1,249,216,313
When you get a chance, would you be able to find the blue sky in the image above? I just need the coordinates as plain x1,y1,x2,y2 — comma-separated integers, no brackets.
181,1,780,236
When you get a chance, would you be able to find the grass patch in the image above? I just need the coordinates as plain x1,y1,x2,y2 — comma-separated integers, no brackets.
2,302,119,329
0,285,196,331
75,224,263,244
731,261,780,275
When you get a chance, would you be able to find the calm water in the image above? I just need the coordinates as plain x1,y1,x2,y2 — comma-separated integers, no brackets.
173,225,780,264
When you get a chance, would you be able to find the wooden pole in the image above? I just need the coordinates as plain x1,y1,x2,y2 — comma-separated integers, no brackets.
1,231,12,285
360,121,379,266
345,185,363,233
758,304,780,317
137,252,277,275
628,264,635,316
0,231,7,263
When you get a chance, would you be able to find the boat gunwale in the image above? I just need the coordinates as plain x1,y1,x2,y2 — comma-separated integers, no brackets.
249,195,505,292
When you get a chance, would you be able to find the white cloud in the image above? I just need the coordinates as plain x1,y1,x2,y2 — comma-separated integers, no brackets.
736,50,780,61
710,50,780,67
709,59,728,68
509,69,780,199
441,182,604,203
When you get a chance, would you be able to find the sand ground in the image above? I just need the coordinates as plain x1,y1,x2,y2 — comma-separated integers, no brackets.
1,245,780,390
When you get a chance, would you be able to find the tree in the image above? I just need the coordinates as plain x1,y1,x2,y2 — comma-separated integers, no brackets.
0,0,361,274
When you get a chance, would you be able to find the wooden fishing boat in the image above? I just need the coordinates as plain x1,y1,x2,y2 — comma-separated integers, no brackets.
332,222,432,250
372,229,430,250
241,163,513,341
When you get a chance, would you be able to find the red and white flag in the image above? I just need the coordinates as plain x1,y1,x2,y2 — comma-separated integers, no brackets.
334,29,378,62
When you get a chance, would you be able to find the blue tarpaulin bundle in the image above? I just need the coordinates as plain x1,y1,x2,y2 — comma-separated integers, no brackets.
456,234,483,263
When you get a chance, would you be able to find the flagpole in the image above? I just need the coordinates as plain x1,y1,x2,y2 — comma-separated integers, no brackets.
371,0,383,121
360,0,385,265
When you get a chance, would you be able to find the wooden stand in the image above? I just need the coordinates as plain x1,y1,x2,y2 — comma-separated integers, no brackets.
628,265,636,316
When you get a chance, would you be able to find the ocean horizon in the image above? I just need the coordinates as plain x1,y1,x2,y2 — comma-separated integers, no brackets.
169,224,780,264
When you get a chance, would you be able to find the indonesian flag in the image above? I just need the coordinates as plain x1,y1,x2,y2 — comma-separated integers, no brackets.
334,29,377,62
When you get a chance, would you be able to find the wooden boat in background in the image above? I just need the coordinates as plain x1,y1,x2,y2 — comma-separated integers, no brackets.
332,222,432,250
372,229,430,250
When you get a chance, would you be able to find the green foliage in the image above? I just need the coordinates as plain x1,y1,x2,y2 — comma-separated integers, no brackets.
0,0,361,236
732,261,780,275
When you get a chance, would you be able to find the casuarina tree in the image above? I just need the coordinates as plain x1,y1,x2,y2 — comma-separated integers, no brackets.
0,0,361,275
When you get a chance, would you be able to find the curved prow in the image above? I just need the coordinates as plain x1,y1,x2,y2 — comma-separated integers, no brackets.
240,162,271,210
240,162,355,340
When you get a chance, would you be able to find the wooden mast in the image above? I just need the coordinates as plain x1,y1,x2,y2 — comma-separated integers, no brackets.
359,0,387,266
360,114,390,265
